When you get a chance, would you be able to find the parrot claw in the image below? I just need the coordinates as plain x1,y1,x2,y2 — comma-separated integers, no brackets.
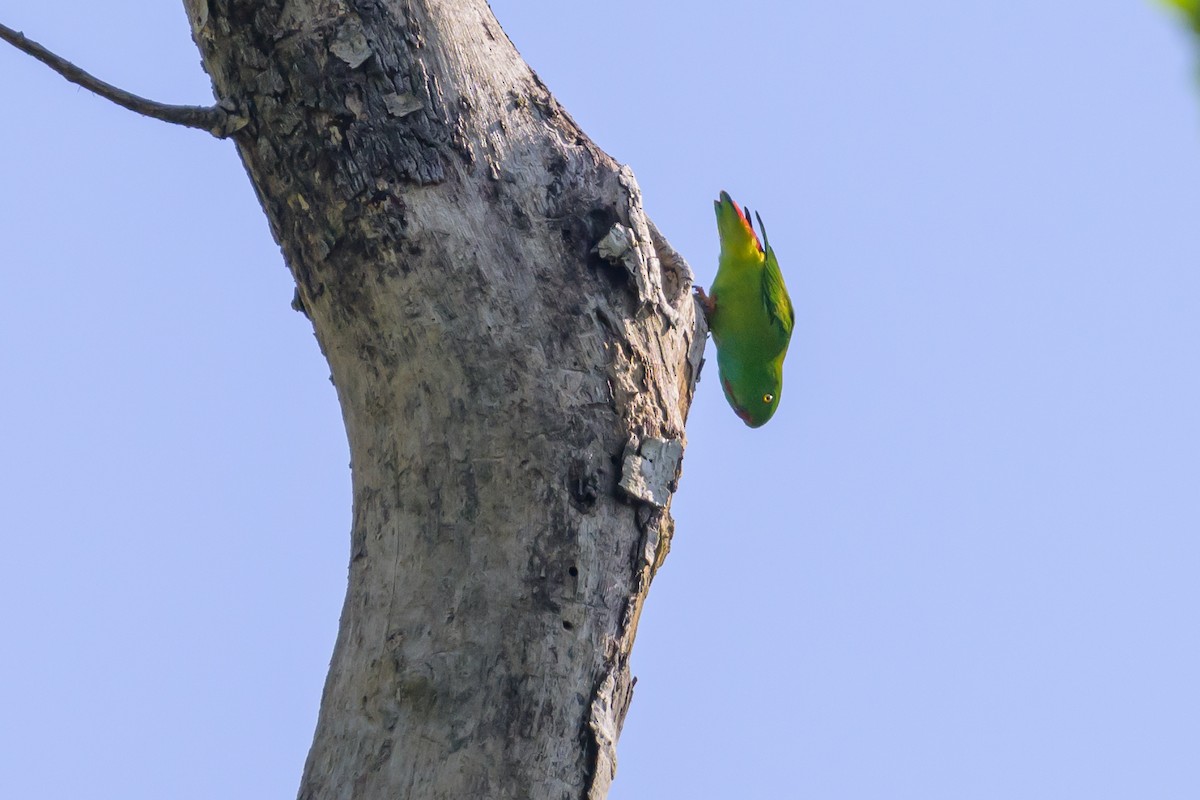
693,285,716,321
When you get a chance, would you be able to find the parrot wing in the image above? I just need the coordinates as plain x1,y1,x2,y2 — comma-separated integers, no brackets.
755,211,794,343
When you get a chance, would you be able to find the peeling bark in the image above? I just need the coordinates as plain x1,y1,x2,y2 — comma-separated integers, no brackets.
185,1,703,796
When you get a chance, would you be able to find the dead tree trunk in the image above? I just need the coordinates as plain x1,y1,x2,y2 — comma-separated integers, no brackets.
181,1,702,797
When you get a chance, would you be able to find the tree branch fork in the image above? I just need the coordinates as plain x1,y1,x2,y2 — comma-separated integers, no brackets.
0,22,246,138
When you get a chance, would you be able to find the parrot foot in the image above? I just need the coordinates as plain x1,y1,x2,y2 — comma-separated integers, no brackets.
693,285,716,321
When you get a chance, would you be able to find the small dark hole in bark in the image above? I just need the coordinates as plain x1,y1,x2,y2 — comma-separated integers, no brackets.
568,566,578,577
562,620,574,630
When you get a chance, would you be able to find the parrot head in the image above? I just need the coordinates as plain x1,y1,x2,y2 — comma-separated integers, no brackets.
718,360,783,428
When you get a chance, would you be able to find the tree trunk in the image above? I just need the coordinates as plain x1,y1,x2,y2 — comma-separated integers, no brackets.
184,1,702,796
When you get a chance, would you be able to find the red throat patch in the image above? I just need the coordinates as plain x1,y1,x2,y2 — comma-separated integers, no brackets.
723,378,753,424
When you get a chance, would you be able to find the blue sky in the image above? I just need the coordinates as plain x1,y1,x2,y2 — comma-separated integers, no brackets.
2,3,1199,798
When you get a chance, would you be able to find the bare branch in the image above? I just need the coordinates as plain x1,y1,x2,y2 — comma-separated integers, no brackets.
0,22,246,138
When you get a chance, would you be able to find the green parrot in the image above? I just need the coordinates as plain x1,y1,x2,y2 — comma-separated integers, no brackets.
696,191,795,427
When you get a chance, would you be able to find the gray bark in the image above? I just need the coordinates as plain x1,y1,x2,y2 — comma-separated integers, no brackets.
184,1,703,797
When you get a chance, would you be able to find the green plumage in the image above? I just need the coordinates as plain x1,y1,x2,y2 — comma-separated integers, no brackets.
1162,0,1200,32
697,191,794,427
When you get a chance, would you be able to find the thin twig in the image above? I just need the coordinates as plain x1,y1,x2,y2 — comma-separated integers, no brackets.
0,21,246,138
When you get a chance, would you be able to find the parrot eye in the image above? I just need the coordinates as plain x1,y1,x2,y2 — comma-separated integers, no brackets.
762,393,774,404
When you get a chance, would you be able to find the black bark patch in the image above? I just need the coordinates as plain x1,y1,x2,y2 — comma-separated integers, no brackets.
568,457,600,511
